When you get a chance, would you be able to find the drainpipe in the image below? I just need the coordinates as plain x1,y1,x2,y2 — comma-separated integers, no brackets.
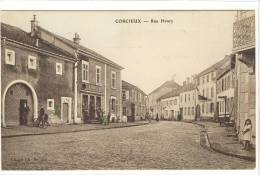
74,50,79,124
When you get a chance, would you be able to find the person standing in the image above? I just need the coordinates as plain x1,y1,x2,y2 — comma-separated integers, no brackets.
242,119,253,151
107,112,111,125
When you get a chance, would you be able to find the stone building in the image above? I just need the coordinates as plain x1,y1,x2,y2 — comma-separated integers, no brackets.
29,16,124,123
196,56,230,120
232,11,255,145
157,90,180,121
148,79,181,119
179,79,198,121
122,80,147,122
1,15,123,126
216,55,236,119
1,22,75,126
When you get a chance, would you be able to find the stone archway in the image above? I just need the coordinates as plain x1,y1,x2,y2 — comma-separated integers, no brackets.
2,80,38,127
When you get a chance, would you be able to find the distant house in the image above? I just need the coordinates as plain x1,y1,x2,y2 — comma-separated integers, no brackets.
157,90,181,121
1,22,75,126
179,81,198,121
122,80,147,122
216,55,236,119
148,79,181,119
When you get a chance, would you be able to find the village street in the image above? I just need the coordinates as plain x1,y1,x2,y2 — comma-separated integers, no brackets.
2,121,254,170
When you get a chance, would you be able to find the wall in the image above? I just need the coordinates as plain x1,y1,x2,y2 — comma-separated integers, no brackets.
1,41,74,125
197,71,216,119
180,90,196,120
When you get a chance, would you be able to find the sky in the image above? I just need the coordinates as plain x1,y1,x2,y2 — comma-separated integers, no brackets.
1,11,237,94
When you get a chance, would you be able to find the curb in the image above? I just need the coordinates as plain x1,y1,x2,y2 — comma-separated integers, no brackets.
185,121,255,162
2,122,150,138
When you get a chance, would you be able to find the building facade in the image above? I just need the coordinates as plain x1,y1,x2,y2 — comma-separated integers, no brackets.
179,84,197,121
159,91,180,121
232,11,255,145
216,56,235,119
1,22,75,126
122,80,147,121
148,79,181,119
31,17,123,124
196,56,230,120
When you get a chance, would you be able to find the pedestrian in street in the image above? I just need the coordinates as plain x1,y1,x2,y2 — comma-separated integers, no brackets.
241,119,252,151
107,112,111,125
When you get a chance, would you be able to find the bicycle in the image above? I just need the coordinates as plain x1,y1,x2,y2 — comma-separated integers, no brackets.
32,114,50,129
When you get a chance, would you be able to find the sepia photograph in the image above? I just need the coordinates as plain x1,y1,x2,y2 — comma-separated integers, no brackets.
0,9,257,171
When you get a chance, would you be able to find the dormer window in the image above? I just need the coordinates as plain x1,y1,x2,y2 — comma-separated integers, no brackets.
5,49,15,65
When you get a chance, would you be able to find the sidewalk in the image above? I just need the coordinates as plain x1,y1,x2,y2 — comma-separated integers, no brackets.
1,121,150,138
194,121,255,161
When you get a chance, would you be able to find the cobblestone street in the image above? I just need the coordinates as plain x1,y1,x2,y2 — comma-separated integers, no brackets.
2,121,255,170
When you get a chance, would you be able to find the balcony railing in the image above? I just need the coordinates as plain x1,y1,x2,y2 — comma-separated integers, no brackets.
233,15,255,52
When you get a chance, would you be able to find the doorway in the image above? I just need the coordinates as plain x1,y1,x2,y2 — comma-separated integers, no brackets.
63,103,69,123
89,95,95,120
19,99,29,125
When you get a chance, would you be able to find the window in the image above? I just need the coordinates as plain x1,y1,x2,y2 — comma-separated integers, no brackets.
188,107,190,115
111,71,116,89
126,91,129,100
122,90,126,101
207,74,209,82
202,103,205,113
28,55,37,69
188,94,190,101
185,94,187,102
82,60,89,83
123,107,127,116
56,63,63,75
202,76,205,84
47,99,54,110
192,107,195,115
5,49,15,65
111,97,116,112
211,87,214,98
96,66,101,85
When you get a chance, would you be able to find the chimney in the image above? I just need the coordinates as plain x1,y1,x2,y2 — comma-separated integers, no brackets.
30,15,38,37
73,33,81,44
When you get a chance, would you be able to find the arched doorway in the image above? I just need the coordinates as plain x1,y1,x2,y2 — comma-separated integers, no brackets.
2,80,38,127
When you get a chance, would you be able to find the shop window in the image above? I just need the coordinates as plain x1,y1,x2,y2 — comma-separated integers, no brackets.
5,49,15,65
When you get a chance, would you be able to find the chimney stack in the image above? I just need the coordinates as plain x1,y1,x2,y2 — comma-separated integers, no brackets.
73,33,81,45
30,15,38,37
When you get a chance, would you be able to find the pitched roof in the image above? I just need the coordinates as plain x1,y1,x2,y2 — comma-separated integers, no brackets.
149,80,182,95
122,80,147,96
38,26,123,70
158,89,181,101
1,22,73,58
197,55,231,77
